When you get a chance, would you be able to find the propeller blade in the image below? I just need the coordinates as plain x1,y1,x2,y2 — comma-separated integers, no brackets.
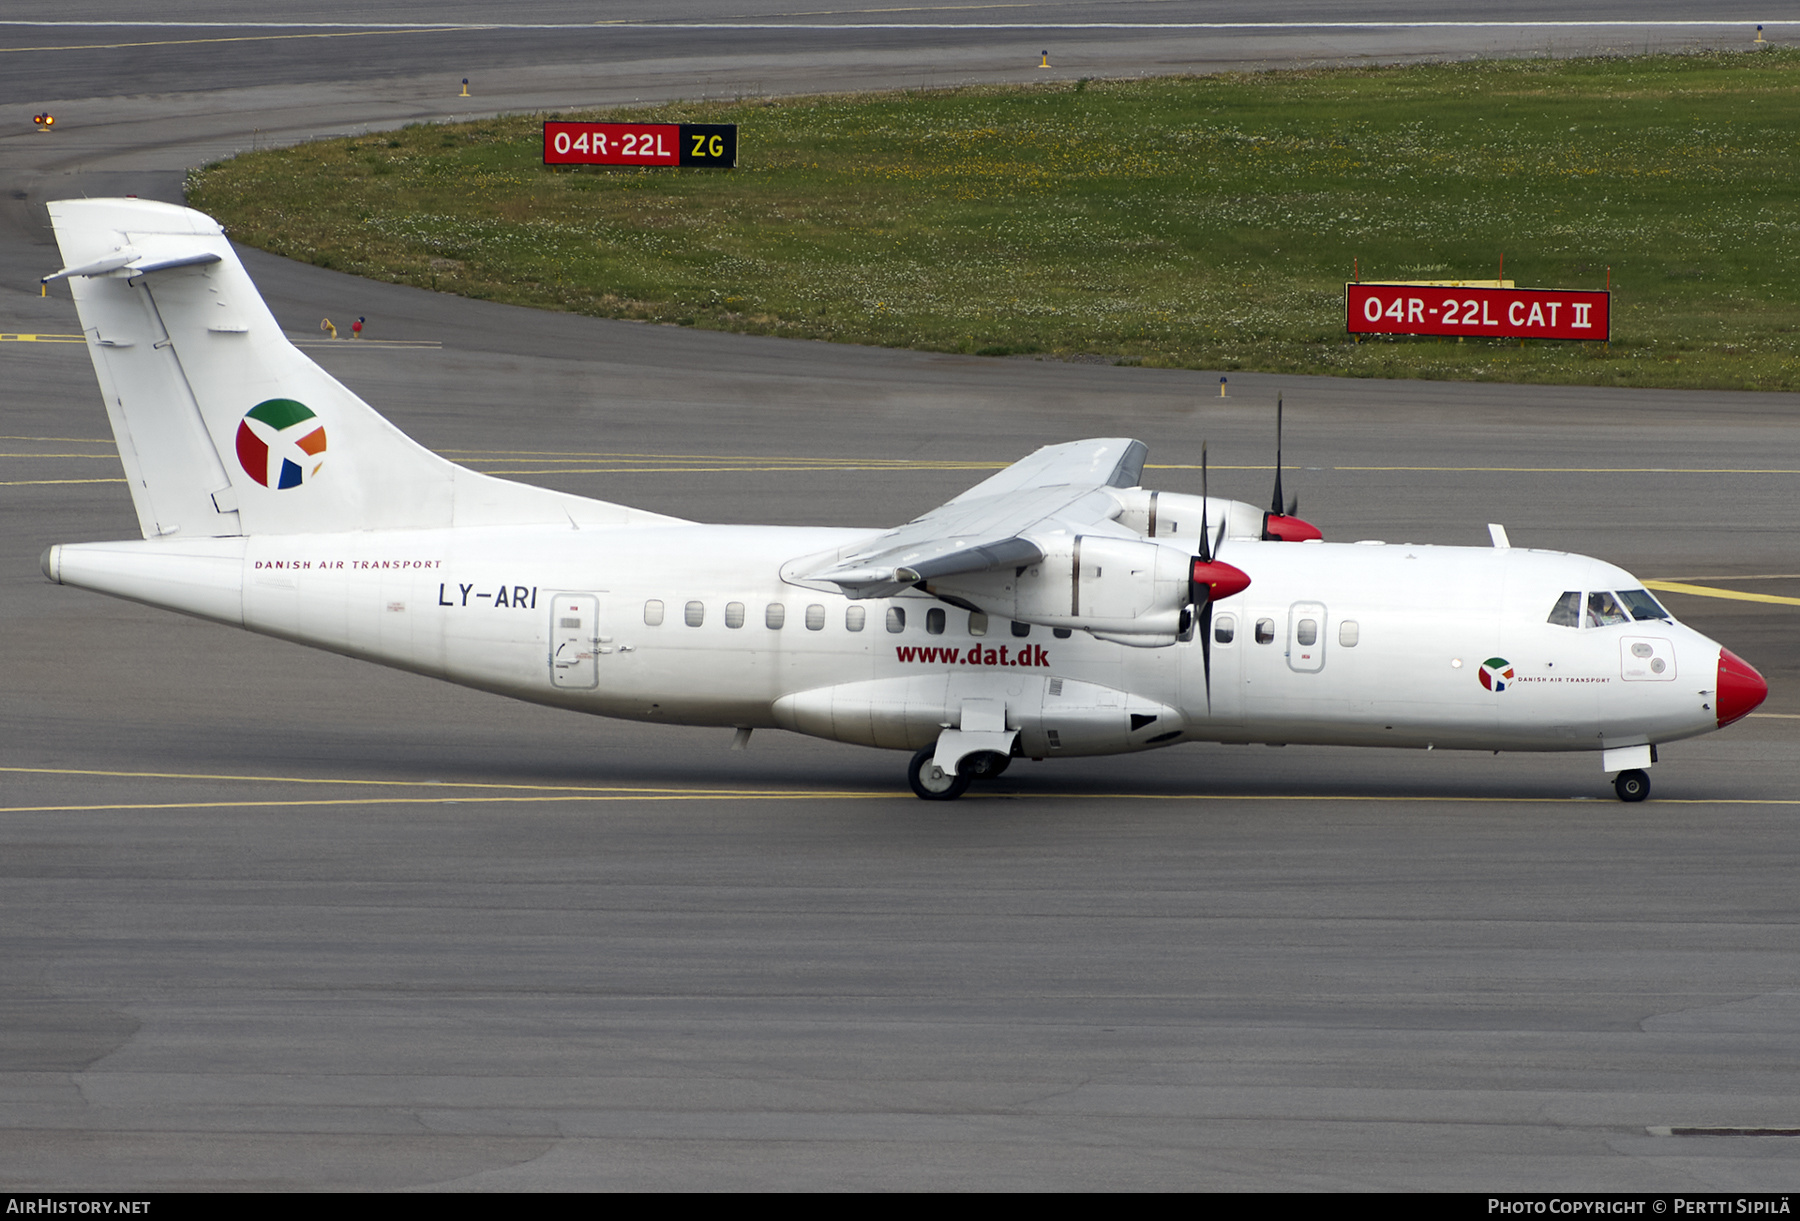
1199,441,1211,564
1199,598,1212,713
1260,394,1322,541
1270,395,1285,516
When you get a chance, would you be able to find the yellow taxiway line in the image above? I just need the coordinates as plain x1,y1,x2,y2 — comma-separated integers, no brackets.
0,27,479,54
3,764,1794,813
7,439,1796,478
1643,580,1800,608
0,763,846,793
7,793,1799,813
1330,466,1800,475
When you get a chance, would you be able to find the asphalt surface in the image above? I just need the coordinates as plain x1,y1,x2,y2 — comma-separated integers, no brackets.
3,4,1798,1192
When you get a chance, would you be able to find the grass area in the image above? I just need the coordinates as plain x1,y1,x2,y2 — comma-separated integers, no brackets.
188,50,1800,390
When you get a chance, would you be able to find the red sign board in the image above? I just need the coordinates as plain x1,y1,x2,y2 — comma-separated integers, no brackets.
1347,284,1609,341
543,122,736,168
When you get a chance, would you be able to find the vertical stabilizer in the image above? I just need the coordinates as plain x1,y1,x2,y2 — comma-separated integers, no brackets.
46,198,682,538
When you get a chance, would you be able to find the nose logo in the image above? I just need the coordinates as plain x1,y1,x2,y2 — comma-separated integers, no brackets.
1479,657,1514,692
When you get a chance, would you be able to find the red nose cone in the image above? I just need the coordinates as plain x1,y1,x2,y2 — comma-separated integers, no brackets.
1263,513,1323,542
1190,558,1251,602
1716,648,1768,728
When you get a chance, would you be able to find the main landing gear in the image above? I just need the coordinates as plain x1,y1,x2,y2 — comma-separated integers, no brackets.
1613,768,1650,803
906,746,1010,801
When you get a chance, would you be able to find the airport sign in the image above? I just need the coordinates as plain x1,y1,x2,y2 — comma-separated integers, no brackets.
543,122,737,168
1348,283,1609,340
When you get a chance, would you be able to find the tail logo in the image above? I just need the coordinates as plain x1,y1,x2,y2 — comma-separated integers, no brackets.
236,399,327,490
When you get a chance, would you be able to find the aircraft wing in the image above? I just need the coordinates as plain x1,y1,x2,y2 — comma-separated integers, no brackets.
804,438,1150,597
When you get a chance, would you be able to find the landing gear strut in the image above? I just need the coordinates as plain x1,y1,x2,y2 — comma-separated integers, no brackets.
1614,769,1650,803
908,747,971,801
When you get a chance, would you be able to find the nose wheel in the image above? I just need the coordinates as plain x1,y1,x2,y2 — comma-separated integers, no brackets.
908,747,972,801
1613,769,1650,803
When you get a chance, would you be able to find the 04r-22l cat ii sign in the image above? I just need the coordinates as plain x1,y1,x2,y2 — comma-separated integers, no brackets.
37,200,1764,801
1348,283,1610,341
543,121,736,167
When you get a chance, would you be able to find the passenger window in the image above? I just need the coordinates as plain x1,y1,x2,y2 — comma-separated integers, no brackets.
969,612,988,636
1011,620,1031,638
725,602,745,629
1339,619,1359,647
845,606,866,632
1053,627,1072,639
644,599,664,626
1546,590,1581,628
684,600,704,627
1586,591,1629,627
1255,618,1275,644
1214,613,1236,645
765,603,785,630
926,608,946,635
1618,589,1671,622
1296,618,1318,647
886,607,906,633
805,604,825,631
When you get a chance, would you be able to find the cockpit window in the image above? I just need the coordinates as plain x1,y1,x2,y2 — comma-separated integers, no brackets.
1586,591,1630,627
1546,591,1581,628
1617,589,1672,622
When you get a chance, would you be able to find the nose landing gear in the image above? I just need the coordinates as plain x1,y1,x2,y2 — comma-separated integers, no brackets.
1613,768,1650,803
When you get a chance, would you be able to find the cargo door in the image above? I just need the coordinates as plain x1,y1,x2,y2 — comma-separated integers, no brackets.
549,593,601,689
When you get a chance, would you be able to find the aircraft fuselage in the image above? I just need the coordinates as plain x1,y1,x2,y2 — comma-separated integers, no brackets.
45,525,1739,760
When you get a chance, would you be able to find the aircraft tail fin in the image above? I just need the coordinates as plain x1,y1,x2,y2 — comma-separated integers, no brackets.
47,198,681,538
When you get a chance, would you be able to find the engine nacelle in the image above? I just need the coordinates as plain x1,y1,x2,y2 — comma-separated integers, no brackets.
925,534,1194,645
1107,489,1266,542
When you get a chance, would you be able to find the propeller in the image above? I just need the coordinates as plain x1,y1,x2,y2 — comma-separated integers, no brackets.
1262,394,1323,542
1198,443,1215,711
1188,441,1251,712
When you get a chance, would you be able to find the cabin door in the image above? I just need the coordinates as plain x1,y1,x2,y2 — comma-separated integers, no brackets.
1286,601,1327,674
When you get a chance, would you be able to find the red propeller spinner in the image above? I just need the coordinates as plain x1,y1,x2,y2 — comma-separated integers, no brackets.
1190,557,1251,603
1261,512,1323,542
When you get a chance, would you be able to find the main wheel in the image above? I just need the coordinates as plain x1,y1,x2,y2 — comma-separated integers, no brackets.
959,751,1011,780
908,747,972,801
1614,768,1650,803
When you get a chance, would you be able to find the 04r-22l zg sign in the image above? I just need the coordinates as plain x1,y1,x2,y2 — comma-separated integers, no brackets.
1347,284,1609,341
543,122,737,167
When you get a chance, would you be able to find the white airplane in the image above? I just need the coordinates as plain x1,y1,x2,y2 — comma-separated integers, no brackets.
38,199,1769,802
